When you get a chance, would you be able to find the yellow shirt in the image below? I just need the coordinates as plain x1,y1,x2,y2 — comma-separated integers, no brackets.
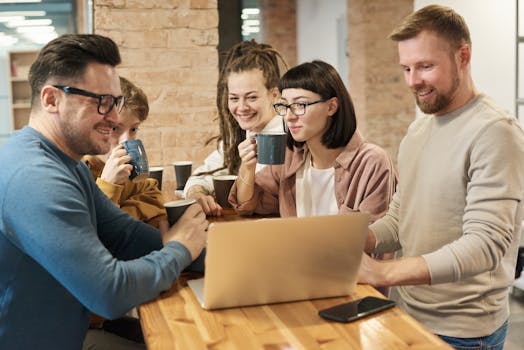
82,155,167,229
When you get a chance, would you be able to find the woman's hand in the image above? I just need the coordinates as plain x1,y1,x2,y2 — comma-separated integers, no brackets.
236,137,258,204
186,185,223,217
238,137,258,170
195,193,223,217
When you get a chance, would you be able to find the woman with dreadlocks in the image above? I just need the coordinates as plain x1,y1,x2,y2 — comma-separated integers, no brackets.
183,40,287,216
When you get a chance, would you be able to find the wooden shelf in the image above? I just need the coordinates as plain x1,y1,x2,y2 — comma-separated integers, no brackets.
8,50,39,131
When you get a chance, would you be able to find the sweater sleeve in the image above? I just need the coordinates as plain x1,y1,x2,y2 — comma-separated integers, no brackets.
183,145,226,197
370,189,403,254
228,165,281,216
96,177,124,204
422,119,524,284
3,162,192,319
118,178,167,229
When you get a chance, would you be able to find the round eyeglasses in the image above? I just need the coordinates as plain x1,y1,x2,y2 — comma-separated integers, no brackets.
53,85,125,115
273,99,326,117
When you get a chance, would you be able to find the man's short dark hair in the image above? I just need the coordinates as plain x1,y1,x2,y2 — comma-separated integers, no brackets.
28,34,121,106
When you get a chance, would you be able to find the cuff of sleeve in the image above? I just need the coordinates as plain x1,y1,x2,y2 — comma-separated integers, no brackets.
422,245,458,284
369,219,396,253
183,176,213,198
165,241,193,270
96,178,124,204
228,182,257,215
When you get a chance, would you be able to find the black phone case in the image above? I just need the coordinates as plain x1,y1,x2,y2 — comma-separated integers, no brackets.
318,296,396,323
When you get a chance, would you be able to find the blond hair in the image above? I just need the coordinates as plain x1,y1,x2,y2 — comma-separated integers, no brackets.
389,5,471,50
119,76,149,121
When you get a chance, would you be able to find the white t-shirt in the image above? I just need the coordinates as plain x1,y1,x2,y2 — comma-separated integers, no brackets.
295,153,338,217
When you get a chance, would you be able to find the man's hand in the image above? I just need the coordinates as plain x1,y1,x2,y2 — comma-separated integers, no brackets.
357,253,384,286
357,253,431,287
163,204,208,260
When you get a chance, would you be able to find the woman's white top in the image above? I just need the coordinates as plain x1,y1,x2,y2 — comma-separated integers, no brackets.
295,153,338,217
183,115,284,197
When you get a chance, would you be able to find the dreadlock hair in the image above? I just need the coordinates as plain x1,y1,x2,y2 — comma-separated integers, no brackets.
197,40,287,176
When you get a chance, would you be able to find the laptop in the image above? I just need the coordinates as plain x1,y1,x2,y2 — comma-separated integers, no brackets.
187,213,369,310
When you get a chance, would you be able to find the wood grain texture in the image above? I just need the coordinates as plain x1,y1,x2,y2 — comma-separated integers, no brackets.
139,211,451,349
139,279,451,350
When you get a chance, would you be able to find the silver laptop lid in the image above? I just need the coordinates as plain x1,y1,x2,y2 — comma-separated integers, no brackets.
195,213,369,309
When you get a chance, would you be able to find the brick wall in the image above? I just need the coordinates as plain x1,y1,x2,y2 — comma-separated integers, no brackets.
262,0,414,165
94,0,219,199
259,0,297,67
347,0,414,164
92,0,415,198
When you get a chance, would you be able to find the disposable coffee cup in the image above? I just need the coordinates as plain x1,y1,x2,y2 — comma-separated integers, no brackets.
164,198,196,226
173,161,192,190
149,166,164,190
256,133,286,165
122,139,149,182
212,175,237,209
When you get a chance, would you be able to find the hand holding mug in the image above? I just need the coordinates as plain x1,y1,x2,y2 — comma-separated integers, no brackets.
164,202,208,260
238,137,258,170
101,144,133,185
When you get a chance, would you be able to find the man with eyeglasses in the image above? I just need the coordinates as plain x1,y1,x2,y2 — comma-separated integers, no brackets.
0,34,208,349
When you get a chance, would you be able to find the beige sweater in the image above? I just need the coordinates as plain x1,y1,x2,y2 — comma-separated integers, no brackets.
371,94,524,337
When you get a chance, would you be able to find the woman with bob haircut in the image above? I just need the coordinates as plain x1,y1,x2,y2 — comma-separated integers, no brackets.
229,60,397,222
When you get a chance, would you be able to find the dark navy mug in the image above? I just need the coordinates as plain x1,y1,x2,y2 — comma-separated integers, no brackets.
256,133,286,165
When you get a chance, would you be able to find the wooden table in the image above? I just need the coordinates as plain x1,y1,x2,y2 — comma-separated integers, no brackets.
139,210,452,349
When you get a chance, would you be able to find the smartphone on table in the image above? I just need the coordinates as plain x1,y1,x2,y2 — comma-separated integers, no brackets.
318,296,396,323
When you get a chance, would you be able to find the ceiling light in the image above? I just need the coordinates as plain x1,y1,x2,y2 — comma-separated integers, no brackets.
16,25,55,33
0,11,46,17
0,0,42,3
242,8,260,15
6,18,52,28
0,16,25,23
23,31,58,45
0,34,19,46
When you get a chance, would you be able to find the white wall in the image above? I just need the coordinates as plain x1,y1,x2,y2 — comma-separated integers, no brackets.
295,1,516,116
415,0,515,115
296,0,348,86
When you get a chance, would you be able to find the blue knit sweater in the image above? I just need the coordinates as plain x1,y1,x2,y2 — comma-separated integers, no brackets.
0,127,192,349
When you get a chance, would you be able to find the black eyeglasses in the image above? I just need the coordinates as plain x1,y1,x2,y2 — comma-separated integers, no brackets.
273,99,326,116
53,85,125,115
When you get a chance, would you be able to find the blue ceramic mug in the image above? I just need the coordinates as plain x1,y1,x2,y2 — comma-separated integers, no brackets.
122,139,149,182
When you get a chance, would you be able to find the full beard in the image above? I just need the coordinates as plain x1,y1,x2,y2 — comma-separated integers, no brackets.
415,71,460,115
62,120,111,157
415,84,457,114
